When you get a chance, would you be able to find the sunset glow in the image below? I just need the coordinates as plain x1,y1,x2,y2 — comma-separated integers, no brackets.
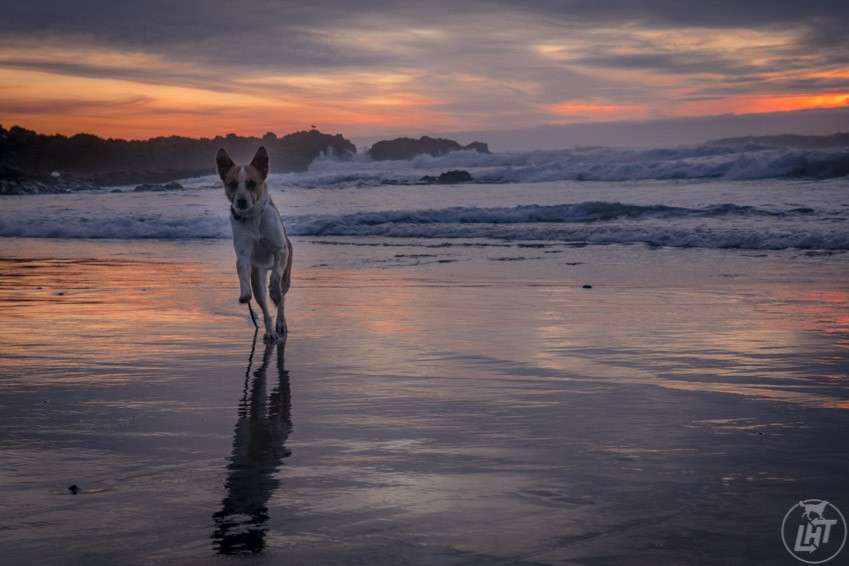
0,3,848,143
548,102,648,122
678,93,849,117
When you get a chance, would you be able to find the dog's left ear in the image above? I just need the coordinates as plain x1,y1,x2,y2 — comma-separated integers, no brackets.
250,146,269,179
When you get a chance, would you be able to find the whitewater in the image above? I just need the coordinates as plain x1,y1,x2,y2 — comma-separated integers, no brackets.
1,142,848,252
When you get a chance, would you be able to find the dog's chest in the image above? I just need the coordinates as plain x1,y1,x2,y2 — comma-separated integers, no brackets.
231,212,286,265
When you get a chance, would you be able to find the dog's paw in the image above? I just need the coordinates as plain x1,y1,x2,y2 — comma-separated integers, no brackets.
238,293,252,304
275,318,288,335
263,330,279,344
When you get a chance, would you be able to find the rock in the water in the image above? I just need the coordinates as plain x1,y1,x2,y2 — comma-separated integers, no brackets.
133,181,184,192
369,136,490,161
420,170,474,184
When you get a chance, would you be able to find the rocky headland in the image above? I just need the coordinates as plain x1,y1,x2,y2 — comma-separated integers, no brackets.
0,125,494,194
368,136,490,161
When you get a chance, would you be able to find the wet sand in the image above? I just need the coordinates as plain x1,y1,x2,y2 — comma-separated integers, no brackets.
1,237,848,565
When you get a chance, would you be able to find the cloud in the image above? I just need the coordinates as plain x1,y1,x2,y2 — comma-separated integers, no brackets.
503,0,849,29
3,1,845,70
445,106,849,151
0,2,393,71
1,1,847,139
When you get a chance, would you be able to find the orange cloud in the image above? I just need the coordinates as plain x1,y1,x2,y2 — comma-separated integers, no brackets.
677,93,849,117
0,62,451,139
2,31,849,141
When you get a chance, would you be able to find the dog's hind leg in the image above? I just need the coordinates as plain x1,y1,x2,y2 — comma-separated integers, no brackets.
251,266,277,343
269,261,283,307
274,297,287,335
272,239,292,335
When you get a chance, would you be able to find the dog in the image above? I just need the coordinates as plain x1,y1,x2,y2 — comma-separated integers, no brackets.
216,146,292,342
799,500,830,522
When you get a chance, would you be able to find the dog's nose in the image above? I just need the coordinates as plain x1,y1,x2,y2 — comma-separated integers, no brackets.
236,197,249,209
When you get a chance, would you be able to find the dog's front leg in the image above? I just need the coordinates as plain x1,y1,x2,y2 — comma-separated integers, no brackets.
251,266,277,343
235,250,252,304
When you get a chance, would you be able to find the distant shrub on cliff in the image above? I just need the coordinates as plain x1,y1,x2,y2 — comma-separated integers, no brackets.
0,126,356,182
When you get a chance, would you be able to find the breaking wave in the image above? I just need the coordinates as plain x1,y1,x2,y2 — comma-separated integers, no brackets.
1,201,844,250
290,202,815,229
287,143,849,188
286,203,845,250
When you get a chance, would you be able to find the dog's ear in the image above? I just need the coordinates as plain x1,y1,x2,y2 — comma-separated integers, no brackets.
250,146,269,179
216,148,235,180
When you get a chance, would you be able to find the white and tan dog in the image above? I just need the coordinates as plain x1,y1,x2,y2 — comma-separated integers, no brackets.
216,146,292,342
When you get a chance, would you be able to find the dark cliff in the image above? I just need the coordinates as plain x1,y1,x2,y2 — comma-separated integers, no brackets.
368,136,490,161
0,126,356,184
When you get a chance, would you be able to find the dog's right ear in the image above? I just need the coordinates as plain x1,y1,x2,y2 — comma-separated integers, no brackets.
216,148,235,179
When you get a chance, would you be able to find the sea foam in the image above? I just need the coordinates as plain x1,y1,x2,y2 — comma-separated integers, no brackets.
1,201,844,250
285,143,849,188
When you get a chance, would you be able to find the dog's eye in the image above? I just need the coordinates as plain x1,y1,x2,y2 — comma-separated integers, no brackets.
247,180,257,189
227,180,238,189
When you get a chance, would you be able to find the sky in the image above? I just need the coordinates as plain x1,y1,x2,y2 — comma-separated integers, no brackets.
1,0,848,149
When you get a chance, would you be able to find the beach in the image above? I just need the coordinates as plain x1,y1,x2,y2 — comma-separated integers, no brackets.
2,230,848,564
5,0,849,560
4,0,849,560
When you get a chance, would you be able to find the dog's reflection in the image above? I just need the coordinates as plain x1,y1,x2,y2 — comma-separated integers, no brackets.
212,333,292,554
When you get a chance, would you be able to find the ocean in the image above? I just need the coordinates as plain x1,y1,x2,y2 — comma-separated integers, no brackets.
1,142,848,253
1,142,849,564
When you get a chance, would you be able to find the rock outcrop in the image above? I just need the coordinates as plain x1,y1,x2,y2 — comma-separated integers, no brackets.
368,136,490,161
133,182,184,192
420,170,474,184
0,165,98,195
0,125,357,185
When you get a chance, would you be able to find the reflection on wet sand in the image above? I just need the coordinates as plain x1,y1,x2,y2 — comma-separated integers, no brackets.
212,334,292,555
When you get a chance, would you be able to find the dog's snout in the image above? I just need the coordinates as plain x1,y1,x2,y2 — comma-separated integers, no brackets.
236,197,249,209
